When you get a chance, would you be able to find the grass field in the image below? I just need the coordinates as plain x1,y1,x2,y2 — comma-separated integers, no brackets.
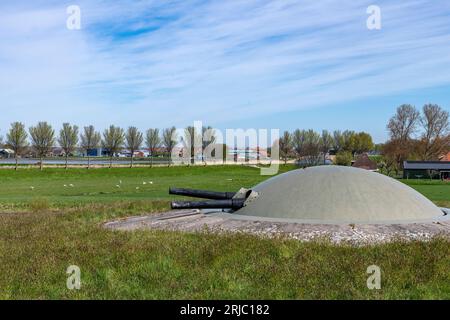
0,165,449,299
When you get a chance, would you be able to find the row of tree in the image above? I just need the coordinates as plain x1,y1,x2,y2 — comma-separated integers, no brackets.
382,104,450,173
3,104,445,172
1,121,376,170
1,122,180,170
278,129,374,166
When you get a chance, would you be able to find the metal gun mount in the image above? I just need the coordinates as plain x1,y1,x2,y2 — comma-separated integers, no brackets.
169,187,257,211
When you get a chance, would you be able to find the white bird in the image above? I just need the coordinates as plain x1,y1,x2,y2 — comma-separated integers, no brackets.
149,181,153,184
136,187,140,190
116,185,120,188
143,182,147,185
119,180,122,184
64,184,67,187
30,186,34,190
69,184,74,187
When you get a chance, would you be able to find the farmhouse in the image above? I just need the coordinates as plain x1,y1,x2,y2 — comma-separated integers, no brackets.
351,153,377,171
403,161,450,180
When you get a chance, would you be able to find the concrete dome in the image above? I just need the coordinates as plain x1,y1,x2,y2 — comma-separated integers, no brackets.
234,166,444,224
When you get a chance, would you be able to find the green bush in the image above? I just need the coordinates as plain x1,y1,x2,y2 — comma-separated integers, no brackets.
335,151,353,166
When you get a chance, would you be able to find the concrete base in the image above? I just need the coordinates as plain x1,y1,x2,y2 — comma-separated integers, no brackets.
104,209,450,245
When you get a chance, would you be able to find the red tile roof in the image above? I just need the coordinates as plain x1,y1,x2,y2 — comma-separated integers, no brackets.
440,152,450,161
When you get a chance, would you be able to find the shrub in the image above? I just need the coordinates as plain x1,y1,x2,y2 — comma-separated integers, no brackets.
335,151,353,166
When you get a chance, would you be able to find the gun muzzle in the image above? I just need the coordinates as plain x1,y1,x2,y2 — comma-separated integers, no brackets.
169,187,236,200
171,199,245,210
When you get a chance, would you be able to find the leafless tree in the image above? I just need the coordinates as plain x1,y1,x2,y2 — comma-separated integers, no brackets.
303,129,322,166
102,125,125,168
418,104,450,160
80,125,101,169
385,104,420,168
29,122,55,170
293,129,322,166
320,130,333,164
292,129,305,160
387,104,420,141
146,128,161,167
126,126,143,168
6,122,28,170
58,123,79,170
279,131,292,165
162,126,177,167
332,130,344,152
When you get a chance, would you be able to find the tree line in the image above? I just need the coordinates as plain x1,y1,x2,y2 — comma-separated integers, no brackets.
381,104,450,174
0,121,376,170
0,122,182,170
1,104,447,172
277,129,374,166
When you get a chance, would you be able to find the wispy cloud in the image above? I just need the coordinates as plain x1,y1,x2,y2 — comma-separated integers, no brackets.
0,0,449,135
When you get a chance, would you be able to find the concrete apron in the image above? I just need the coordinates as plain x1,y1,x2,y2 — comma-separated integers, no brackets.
104,208,450,245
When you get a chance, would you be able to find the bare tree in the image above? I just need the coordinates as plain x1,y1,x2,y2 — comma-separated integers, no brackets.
146,128,161,167
6,122,28,170
80,125,101,169
385,104,420,168
303,129,322,166
292,129,321,166
332,130,344,152
320,130,333,164
29,122,55,170
292,129,305,160
102,125,125,168
387,104,420,141
162,126,177,166
279,131,292,165
126,126,143,168
418,104,450,160
58,123,79,170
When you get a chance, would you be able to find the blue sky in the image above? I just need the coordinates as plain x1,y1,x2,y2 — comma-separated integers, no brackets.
1,0,450,143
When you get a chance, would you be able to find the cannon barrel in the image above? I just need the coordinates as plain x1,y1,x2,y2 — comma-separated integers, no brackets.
171,199,245,210
169,187,236,200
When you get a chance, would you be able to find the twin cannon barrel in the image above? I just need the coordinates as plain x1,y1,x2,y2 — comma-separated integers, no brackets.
169,187,246,210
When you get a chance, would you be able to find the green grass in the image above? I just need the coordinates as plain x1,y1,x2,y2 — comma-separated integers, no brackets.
0,165,290,208
0,165,449,299
400,179,450,207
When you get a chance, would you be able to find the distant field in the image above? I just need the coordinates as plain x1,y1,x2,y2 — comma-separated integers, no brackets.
399,179,450,207
0,165,447,208
0,165,449,299
0,165,292,208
